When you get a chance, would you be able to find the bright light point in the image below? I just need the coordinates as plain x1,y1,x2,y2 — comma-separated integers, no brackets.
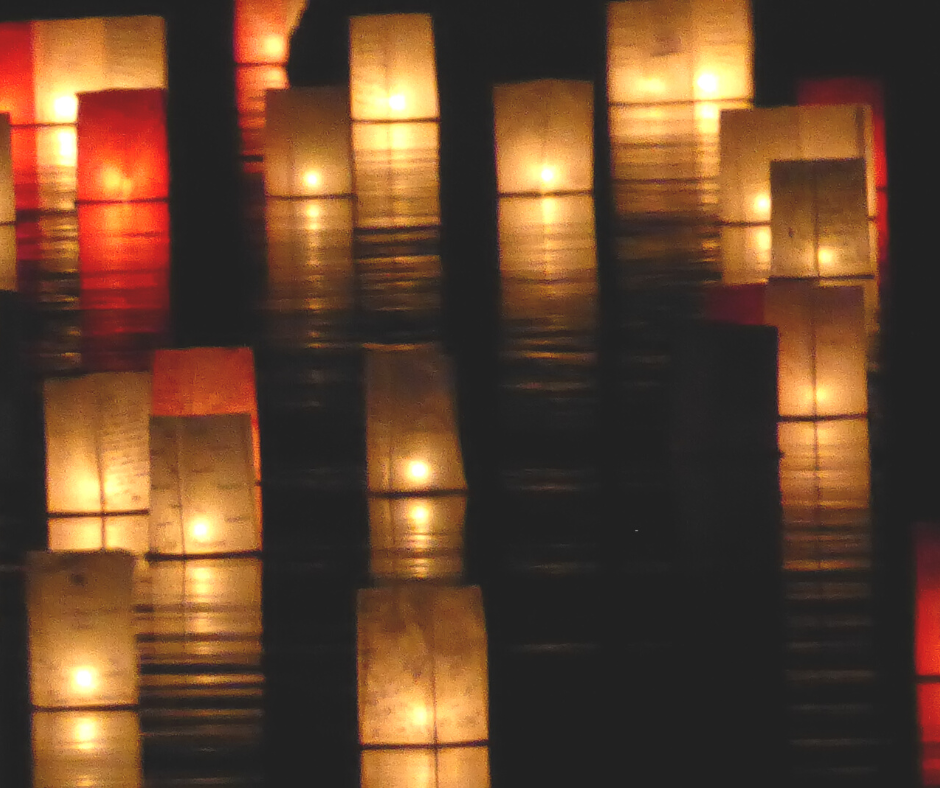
540,167,555,185
696,72,719,95
753,194,771,216
53,95,78,121
102,168,125,194
407,460,430,482
409,505,430,526
191,520,210,542
303,170,321,188
411,705,429,726
72,667,96,692
74,717,97,750
57,130,77,164
263,35,286,60
388,93,406,111
817,247,836,266
305,204,321,220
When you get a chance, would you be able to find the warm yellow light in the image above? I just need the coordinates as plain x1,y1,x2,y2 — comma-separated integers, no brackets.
409,504,430,526
696,72,719,96
57,129,77,166
303,170,321,189
53,95,78,122
191,519,210,543
540,167,555,186
74,716,98,751
639,77,665,94
408,460,430,483
756,226,772,252
263,35,286,61
817,247,836,267
753,193,771,217
72,667,97,692
305,204,321,220
411,704,429,727
388,93,407,112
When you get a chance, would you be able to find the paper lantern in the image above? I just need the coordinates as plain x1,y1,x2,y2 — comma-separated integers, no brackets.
76,89,168,203
917,524,940,675
145,557,262,665
920,684,940,786
493,80,593,196
44,372,151,515
0,113,14,290
703,283,765,325
264,87,352,198
358,585,488,746
349,14,438,122
233,0,306,66
764,281,867,419
0,23,36,125
31,17,166,126
770,158,871,278
236,64,289,162
365,345,466,494
778,418,870,572
31,710,142,788
27,550,138,708
151,347,261,483
149,415,260,556
606,0,753,105
361,747,490,788
369,495,466,582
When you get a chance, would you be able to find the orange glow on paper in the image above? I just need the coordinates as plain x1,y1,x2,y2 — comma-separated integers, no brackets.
916,524,940,676
77,89,168,203
0,23,36,125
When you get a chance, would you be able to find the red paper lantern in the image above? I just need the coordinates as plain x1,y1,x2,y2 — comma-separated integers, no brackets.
76,89,169,203
0,23,36,125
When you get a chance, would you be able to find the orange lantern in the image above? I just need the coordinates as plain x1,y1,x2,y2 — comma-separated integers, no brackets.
0,23,36,125
233,0,305,66
361,747,491,788
0,113,14,290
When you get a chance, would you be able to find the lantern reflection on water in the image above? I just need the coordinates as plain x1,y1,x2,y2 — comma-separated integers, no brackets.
27,551,138,709
358,585,488,746
361,746,490,788
149,415,260,556
0,113,14,290
365,345,466,495
916,524,940,784
44,372,151,554
31,710,142,788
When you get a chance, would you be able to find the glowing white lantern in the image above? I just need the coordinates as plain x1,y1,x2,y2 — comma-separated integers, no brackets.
149,415,260,555
31,710,142,788
264,87,352,198
358,585,488,746
27,550,138,708
349,14,438,122
493,80,593,196
0,113,13,290
369,495,466,582
606,0,753,105
764,282,867,419
365,345,466,494
361,747,490,788
778,418,870,572
770,158,871,278
144,557,262,665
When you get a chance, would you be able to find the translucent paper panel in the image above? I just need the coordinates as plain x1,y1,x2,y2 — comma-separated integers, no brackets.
764,282,867,418
349,14,438,122
145,557,262,665
264,87,352,198
369,495,466,582
358,586,488,746
365,346,466,493
76,89,168,202
34,125,76,211
497,195,597,333
778,418,870,570
719,105,875,225
493,80,593,195
0,222,14,290
48,515,149,555
0,113,12,222
920,684,940,787
917,525,940,676
770,158,871,278
31,710,142,788
150,415,260,556
236,64,288,158
44,372,152,515
32,17,166,124
0,23,35,124
606,0,752,104
352,121,439,229
720,225,771,284
265,197,355,312
361,747,490,788
233,0,306,65
151,347,261,481
27,551,138,708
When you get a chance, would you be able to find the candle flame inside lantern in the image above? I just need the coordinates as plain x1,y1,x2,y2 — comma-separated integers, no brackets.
753,193,771,218
72,666,97,693
53,95,78,122
263,34,286,60
388,93,407,112
407,460,430,483
190,519,211,543
411,704,429,727
540,166,556,186
303,170,321,189
817,246,836,267
696,72,719,96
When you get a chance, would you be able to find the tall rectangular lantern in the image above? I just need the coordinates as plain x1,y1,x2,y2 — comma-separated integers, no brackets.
0,113,14,290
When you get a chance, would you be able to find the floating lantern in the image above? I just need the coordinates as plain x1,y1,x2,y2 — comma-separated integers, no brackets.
770,158,871,278
358,585,488,746
763,281,867,419
361,746,491,788
777,418,870,571
149,415,260,556
0,23,35,125
27,550,138,708
916,524,940,676
369,495,466,582
31,710,142,788
606,0,753,106
0,113,14,290
365,345,466,494
264,87,352,198
719,105,874,283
